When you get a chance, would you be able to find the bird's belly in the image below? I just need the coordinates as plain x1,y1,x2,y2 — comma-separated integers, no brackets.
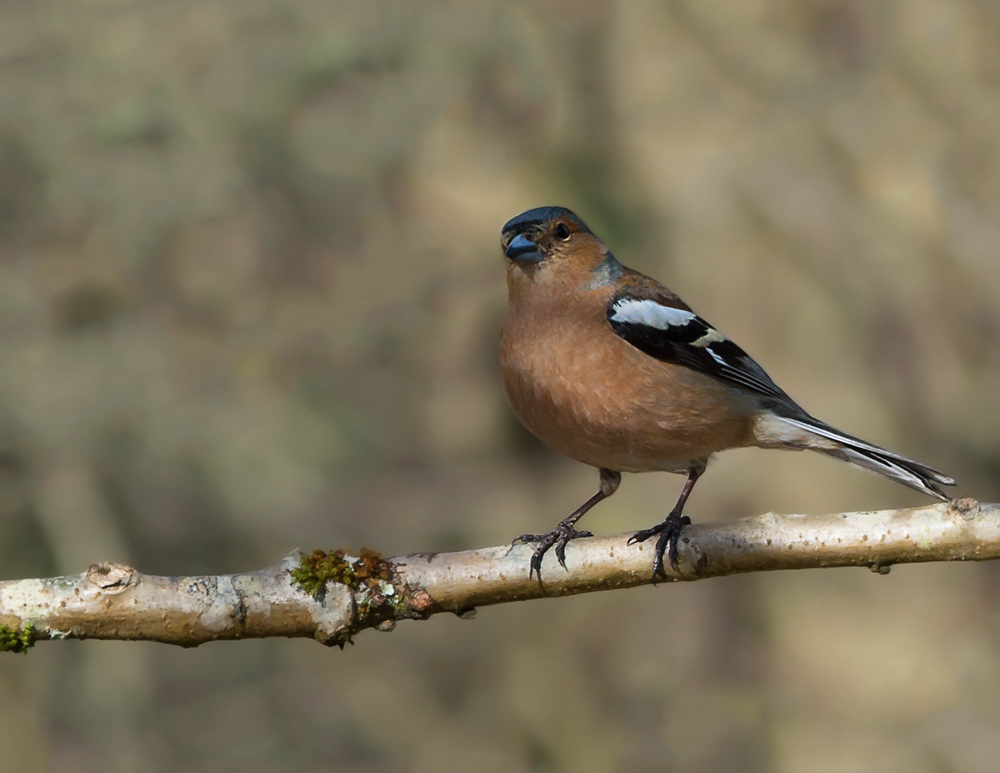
501,332,755,473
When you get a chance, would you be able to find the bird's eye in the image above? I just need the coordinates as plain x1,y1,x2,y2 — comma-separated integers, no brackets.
554,223,571,241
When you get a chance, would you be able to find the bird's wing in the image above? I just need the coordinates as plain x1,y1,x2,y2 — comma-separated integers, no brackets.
606,288,792,401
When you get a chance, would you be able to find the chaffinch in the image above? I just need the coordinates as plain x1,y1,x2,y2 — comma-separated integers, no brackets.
499,206,956,581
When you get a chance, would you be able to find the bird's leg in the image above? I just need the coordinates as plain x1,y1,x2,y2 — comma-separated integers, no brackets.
628,466,703,580
514,468,621,582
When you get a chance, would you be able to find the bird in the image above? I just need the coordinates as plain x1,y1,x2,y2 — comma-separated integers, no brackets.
498,206,956,582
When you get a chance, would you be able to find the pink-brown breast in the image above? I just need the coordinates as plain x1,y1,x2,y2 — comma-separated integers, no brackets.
500,272,756,473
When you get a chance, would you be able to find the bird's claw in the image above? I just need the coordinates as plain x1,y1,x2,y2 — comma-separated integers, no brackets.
514,523,593,583
628,512,691,581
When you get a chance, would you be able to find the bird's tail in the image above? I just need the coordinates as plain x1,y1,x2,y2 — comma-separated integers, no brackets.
768,414,956,500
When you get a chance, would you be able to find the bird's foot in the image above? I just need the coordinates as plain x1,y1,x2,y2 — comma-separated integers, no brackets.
512,522,594,582
628,511,691,581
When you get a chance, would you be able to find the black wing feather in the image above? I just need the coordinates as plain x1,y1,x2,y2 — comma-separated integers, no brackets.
607,296,791,401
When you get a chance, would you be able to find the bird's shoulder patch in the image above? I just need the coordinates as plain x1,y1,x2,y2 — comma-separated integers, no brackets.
606,294,790,400
584,251,624,290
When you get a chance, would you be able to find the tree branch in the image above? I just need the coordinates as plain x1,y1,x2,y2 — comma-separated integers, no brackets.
1,498,994,651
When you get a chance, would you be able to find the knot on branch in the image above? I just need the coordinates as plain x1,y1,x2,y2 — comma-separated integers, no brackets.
87,562,137,593
950,497,980,519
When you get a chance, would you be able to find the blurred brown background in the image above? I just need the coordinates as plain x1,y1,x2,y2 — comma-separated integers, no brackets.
1,1,999,771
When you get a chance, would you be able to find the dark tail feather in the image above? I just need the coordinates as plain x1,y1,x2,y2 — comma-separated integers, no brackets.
778,415,956,500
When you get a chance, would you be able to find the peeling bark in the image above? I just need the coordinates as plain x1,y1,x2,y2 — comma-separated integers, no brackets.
0,498,995,650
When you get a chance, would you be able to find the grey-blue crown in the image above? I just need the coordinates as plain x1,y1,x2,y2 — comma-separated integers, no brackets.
502,207,585,236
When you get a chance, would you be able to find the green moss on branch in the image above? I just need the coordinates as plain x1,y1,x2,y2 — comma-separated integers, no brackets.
0,623,33,654
291,547,393,598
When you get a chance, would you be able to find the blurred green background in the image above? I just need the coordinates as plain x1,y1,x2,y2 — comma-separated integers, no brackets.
1,1,999,771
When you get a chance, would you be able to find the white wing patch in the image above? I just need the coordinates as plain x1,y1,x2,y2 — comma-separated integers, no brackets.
691,328,726,348
705,347,728,365
609,299,695,329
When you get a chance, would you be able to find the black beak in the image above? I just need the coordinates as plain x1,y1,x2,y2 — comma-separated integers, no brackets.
504,233,543,264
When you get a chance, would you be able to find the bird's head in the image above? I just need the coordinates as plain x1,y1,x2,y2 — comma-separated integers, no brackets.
500,207,608,277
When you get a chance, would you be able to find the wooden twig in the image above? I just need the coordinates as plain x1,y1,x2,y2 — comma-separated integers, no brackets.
0,498,993,651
